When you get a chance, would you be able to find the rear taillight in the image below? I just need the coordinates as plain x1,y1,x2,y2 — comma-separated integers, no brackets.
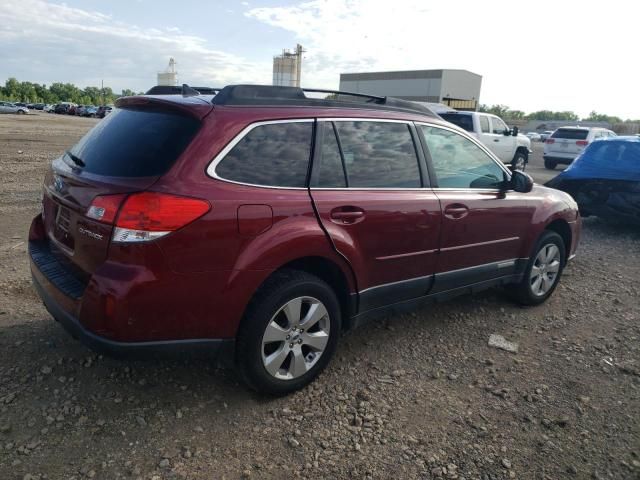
545,139,555,144
576,140,588,146
112,192,210,243
87,194,127,224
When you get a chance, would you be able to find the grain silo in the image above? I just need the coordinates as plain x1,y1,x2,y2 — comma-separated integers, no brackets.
272,45,303,87
157,58,178,86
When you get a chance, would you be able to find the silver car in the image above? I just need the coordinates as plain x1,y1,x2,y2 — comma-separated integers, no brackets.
0,101,29,114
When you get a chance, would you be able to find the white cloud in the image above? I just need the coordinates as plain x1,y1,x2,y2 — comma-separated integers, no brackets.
247,0,640,119
0,0,270,92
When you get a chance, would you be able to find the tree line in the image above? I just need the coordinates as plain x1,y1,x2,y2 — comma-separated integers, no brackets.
0,78,143,106
479,104,637,123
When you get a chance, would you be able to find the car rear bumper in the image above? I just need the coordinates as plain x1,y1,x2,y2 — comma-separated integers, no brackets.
543,154,576,164
31,268,234,359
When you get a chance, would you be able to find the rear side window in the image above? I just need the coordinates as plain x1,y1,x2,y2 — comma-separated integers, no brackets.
551,128,589,140
440,113,473,132
334,121,421,188
68,108,200,177
215,122,313,187
313,123,347,188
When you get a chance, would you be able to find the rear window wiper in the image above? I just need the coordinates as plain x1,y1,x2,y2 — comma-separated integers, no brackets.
65,151,85,168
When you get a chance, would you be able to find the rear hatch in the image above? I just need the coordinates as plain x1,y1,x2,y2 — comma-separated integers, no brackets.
42,100,207,280
546,128,589,157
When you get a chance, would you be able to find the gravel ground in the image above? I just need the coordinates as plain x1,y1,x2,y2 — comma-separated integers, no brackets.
0,113,639,480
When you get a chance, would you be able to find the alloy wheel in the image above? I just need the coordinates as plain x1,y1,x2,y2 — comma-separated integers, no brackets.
261,296,330,380
530,243,561,296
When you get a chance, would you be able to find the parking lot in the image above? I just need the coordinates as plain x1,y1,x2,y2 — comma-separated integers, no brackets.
0,112,638,480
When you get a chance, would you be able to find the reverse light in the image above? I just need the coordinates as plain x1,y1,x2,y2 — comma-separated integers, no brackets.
576,140,588,146
112,192,210,243
545,139,555,144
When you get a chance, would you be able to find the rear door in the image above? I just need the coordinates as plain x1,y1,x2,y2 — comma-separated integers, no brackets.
42,105,205,277
309,119,441,311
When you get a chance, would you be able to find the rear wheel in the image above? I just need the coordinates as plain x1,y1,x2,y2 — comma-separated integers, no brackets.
511,152,527,171
16,110,25,115
509,231,565,305
236,269,341,395
544,159,557,170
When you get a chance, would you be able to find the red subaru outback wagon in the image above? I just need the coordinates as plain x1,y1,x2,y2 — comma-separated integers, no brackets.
29,85,581,394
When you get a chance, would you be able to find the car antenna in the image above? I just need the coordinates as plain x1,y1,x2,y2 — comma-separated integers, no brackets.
181,84,200,97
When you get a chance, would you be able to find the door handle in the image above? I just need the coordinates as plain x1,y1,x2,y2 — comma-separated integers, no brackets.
493,138,500,142
330,207,365,224
444,204,469,219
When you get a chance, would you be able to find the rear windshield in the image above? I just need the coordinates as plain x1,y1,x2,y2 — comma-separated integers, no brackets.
67,108,200,177
439,113,474,132
551,128,589,140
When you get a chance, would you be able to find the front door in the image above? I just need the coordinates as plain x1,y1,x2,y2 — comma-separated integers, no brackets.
417,123,535,292
479,115,513,163
309,120,441,312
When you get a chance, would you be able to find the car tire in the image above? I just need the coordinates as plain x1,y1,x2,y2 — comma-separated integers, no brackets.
511,152,527,171
16,110,25,115
544,159,557,170
236,269,341,395
509,231,566,306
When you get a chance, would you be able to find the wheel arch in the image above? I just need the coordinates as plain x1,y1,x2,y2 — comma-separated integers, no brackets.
263,256,355,331
545,219,572,264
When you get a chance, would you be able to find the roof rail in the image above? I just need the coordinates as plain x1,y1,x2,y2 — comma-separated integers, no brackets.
145,85,222,96
211,85,437,116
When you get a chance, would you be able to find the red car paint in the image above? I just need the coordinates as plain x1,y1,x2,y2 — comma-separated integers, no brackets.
29,94,581,352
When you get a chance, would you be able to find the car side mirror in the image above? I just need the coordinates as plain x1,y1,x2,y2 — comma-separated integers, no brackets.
511,170,534,193
512,126,519,137
502,129,510,136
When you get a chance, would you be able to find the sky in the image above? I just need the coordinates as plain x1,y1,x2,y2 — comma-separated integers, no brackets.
0,0,638,119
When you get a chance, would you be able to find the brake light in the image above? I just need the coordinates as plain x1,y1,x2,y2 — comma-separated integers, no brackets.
86,194,127,224
112,192,210,243
545,139,555,144
576,140,588,146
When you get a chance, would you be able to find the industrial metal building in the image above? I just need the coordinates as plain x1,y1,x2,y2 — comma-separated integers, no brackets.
339,69,482,110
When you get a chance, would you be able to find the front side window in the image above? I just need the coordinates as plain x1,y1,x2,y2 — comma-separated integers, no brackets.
419,125,507,189
333,121,421,188
491,117,508,134
215,122,313,187
480,116,491,133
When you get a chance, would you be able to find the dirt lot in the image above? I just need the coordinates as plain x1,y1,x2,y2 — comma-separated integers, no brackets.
0,113,639,480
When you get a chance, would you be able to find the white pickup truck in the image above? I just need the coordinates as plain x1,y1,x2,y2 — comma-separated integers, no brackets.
437,110,532,170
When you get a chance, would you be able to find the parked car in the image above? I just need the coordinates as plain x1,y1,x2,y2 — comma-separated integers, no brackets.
44,104,56,113
525,132,541,142
0,101,29,114
29,84,581,394
539,131,554,142
546,136,640,224
55,102,75,114
438,111,532,170
96,105,113,118
82,106,98,117
543,126,616,169
14,102,27,108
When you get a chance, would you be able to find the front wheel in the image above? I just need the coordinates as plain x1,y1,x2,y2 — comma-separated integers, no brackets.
511,152,527,171
236,269,341,395
509,231,566,306
16,110,25,115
